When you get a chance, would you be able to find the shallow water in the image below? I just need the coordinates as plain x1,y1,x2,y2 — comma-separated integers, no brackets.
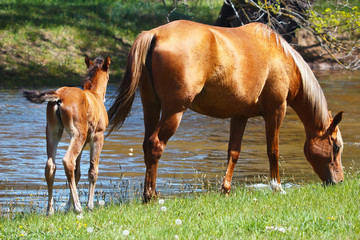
0,71,359,212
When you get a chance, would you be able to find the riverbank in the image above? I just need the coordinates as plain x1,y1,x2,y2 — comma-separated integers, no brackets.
0,0,222,88
1,174,359,239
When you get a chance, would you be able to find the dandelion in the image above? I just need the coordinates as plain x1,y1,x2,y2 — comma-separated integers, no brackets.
175,219,182,225
99,200,105,206
19,226,23,229
59,228,62,231
161,206,167,212
87,227,94,233
158,199,165,205
123,230,129,236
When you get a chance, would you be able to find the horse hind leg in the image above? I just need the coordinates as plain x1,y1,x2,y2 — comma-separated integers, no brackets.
221,117,248,195
45,102,64,216
64,149,83,212
62,131,87,214
143,110,184,202
86,132,104,211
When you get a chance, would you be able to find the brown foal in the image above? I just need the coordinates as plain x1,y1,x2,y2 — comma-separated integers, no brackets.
24,56,110,215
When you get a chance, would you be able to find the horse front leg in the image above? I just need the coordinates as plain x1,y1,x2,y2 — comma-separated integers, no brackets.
264,103,287,194
221,117,248,195
87,132,104,211
45,103,63,216
143,111,184,202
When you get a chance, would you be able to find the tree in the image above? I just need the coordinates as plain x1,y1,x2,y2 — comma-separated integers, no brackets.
215,0,360,70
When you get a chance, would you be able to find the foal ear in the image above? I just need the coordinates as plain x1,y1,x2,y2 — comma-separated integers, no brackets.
102,56,111,71
85,55,93,68
328,111,343,133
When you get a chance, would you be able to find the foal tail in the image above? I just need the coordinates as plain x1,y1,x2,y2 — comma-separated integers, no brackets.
107,31,155,135
23,90,60,104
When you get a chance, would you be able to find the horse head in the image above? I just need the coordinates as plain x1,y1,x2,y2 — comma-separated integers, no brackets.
304,111,344,184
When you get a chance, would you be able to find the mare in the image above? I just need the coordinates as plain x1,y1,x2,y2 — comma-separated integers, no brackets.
107,20,344,201
23,56,111,215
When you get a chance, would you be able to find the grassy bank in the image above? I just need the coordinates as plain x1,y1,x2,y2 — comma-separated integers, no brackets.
0,0,223,88
1,174,359,239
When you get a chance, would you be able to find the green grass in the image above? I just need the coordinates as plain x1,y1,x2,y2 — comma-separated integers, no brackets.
1,174,359,239
0,0,223,88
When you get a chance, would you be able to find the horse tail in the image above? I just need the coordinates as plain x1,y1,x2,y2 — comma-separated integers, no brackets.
23,90,60,104
107,31,155,135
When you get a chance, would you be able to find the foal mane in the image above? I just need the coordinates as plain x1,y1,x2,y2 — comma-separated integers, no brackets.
256,24,328,129
83,57,104,90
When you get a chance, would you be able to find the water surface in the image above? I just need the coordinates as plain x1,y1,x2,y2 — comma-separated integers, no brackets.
0,71,359,211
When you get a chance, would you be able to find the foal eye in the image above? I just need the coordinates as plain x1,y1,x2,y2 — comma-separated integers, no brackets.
333,144,340,153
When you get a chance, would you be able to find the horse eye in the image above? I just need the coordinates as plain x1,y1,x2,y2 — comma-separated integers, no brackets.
333,144,340,153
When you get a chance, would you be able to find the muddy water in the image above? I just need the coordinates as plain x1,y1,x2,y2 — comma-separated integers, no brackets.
0,71,359,211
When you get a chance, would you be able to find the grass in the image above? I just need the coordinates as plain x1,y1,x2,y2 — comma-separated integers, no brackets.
0,0,223,88
1,173,359,239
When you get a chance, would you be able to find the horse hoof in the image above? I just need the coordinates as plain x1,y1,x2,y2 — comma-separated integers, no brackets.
46,209,54,216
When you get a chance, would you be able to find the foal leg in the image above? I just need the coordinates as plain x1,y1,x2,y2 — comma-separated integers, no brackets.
143,111,184,202
264,103,286,194
221,117,248,194
87,132,104,211
62,132,86,214
65,150,83,212
45,102,63,216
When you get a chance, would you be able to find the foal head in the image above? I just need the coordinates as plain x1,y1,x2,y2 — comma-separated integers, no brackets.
304,111,344,184
83,55,111,92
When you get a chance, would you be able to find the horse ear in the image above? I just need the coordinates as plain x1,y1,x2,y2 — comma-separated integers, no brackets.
102,56,111,71
85,55,93,68
328,111,343,133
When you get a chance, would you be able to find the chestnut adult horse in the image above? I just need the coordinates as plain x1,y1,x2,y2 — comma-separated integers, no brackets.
23,56,111,215
108,20,343,201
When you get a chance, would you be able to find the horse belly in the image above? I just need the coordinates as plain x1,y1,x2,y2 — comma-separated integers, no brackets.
190,86,261,118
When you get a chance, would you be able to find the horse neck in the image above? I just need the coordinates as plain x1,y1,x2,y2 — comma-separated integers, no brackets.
290,85,329,140
88,72,108,100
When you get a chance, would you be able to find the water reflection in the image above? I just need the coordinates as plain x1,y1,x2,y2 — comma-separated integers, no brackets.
0,71,359,211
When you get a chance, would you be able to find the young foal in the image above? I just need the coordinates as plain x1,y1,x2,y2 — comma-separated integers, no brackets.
23,56,110,215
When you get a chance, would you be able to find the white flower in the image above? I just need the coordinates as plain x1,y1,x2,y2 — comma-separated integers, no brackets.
87,227,94,233
128,152,134,156
99,200,105,206
76,215,84,220
158,199,165,205
175,219,182,225
174,235,179,240
161,206,167,212
253,198,258,202
123,230,129,236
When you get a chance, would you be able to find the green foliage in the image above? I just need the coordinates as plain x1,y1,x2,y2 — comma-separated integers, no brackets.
1,174,360,239
0,0,222,88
